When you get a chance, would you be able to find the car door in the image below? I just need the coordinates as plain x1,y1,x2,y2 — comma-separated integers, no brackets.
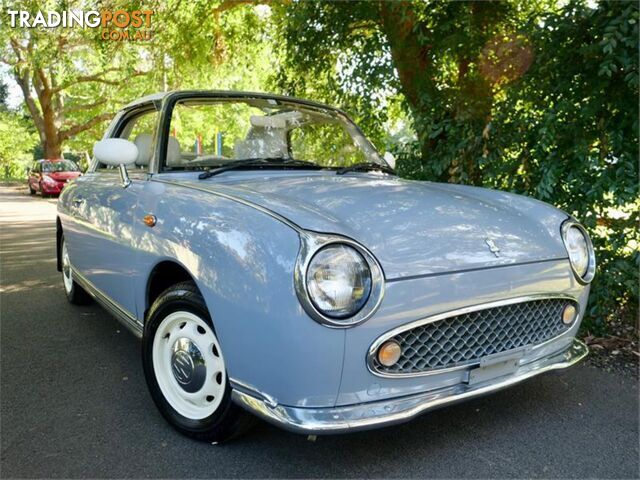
66,105,160,321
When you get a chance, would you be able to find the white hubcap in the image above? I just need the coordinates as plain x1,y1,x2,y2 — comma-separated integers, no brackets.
62,241,73,294
152,311,226,419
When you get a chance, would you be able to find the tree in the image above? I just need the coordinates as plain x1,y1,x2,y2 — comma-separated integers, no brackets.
269,0,638,330
151,0,275,92
485,0,639,330
0,0,274,158
0,79,38,177
271,0,551,183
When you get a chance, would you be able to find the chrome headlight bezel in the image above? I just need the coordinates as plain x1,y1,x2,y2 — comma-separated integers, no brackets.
294,232,385,328
561,220,596,284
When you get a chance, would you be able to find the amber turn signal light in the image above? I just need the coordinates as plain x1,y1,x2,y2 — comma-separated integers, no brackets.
378,340,401,367
562,304,577,325
143,214,157,227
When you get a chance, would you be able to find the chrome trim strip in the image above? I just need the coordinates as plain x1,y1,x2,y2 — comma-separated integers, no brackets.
151,178,303,232
366,293,578,378
385,257,567,283
231,339,588,435
71,267,143,338
293,231,385,328
229,378,278,408
118,164,132,188
561,219,596,285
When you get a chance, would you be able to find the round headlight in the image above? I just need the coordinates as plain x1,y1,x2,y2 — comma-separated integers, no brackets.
306,244,372,319
562,222,595,283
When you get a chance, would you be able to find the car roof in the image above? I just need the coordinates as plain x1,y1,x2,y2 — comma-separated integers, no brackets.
124,90,341,113
125,92,169,108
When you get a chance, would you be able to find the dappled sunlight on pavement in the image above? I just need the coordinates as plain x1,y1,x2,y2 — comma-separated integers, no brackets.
0,185,59,280
0,184,58,223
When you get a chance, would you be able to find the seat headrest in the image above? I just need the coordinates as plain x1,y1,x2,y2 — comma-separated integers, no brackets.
166,136,182,167
134,133,153,166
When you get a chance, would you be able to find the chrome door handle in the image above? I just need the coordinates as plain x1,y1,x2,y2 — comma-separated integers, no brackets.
72,198,85,206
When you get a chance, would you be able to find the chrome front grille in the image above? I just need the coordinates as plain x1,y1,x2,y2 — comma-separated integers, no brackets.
371,298,576,375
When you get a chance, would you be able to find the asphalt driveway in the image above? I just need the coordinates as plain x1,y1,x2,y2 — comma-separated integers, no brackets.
1,184,638,479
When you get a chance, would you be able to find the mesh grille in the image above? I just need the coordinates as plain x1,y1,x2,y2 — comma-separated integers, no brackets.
373,298,575,375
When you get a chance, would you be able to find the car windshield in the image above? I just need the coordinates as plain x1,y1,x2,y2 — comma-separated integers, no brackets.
162,98,387,171
42,160,79,173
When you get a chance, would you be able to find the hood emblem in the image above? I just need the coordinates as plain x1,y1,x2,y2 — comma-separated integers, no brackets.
485,238,501,257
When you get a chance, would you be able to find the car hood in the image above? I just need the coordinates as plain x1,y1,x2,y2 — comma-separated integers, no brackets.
173,172,569,280
47,171,81,181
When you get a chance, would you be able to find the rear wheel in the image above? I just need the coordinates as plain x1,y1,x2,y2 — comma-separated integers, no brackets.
61,236,92,305
142,281,254,442
29,185,36,195
39,182,48,198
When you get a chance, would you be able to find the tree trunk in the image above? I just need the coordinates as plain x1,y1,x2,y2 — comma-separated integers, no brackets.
43,134,62,159
41,96,62,159
378,2,496,184
378,1,434,162
7,37,119,161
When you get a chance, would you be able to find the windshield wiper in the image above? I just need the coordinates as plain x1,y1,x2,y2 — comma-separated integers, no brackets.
198,157,321,179
335,162,395,176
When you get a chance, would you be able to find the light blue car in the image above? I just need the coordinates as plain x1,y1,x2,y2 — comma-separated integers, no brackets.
57,91,595,442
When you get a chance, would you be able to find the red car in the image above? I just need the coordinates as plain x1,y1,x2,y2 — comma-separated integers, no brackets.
28,159,82,197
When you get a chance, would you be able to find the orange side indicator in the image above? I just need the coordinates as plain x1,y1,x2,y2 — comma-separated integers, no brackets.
143,214,157,227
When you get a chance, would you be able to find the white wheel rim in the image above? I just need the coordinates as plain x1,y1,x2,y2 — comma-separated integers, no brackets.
152,311,226,420
62,241,73,294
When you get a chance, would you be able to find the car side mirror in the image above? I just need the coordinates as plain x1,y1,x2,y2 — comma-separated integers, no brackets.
93,138,139,188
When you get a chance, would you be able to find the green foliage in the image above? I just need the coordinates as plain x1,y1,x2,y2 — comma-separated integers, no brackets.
0,109,38,179
484,0,639,333
272,0,638,331
154,0,274,92
269,1,396,150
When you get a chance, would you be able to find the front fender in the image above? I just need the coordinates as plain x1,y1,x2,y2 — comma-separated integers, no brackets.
134,179,345,408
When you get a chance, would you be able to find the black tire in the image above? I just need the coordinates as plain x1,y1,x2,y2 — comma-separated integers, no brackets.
60,235,92,305
29,185,36,195
142,281,254,443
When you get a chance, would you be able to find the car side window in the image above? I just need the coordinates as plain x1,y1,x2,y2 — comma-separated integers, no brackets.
96,108,159,173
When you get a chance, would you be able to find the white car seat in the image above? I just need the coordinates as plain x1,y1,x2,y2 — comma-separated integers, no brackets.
134,133,153,167
166,136,183,167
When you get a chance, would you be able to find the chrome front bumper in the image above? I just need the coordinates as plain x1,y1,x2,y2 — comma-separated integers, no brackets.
231,339,588,435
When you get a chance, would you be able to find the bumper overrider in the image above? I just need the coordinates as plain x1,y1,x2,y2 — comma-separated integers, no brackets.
231,339,587,434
